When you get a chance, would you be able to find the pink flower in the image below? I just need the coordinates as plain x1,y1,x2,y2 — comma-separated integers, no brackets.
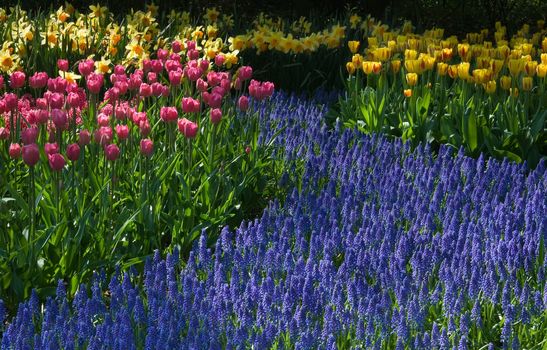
214,54,225,66
205,92,222,108
238,66,253,81
139,119,151,137
114,65,125,75
78,59,95,77
51,109,68,129
22,143,40,166
48,93,64,109
187,67,202,81
169,70,182,86
114,105,127,120
9,71,26,89
48,153,65,171
157,49,169,61
44,143,60,155
128,73,143,90
160,106,178,122
0,127,10,140
104,143,120,161
9,143,21,159
66,143,80,161
177,118,198,138
115,124,130,140
199,59,210,72
186,41,196,50
181,97,200,113
57,59,69,72
67,92,81,108
29,72,49,89
165,60,182,72
151,82,164,97
210,108,222,125
237,95,249,112
94,126,113,146
147,72,157,84
4,93,17,110
139,83,152,97
151,60,163,73
249,80,275,100
21,127,38,145
36,109,49,124
86,73,104,94
140,138,154,157
196,78,208,92
79,129,91,146
172,40,182,53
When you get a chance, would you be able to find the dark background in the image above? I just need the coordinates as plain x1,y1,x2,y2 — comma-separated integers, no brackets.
5,0,547,38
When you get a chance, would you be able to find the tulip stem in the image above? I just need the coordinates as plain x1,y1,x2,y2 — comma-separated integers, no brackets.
28,167,35,269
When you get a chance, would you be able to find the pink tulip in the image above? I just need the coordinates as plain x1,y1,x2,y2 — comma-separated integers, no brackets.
78,59,95,77
66,143,80,161
128,73,143,90
4,93,18,110
115,124,129,140
22,143,39,166
139,119,151,137
181,97,200,113
196,78,208,92
151,82,164,97
51,109,68,129
94,126,113,146
210,108,222,125
139,83,152,97
57,59,69,72
237,95,249,112
172,40,182,53
160,106,178,122
114,65,125,75
147,72,157,84
48,153,65,171
9,143,21,159
214,54,225,66
151,60,163,73
9,71,26,89
238,66,253,81
157,49,169,61
140,138,154,157
44,142,60,155
21,127,38,145
78,129,91,146
104,143,120,161
67,92,81,108
0,127,9,140
187,67,202,81
169,70,182,86
29,72,49,89
177,118,198,138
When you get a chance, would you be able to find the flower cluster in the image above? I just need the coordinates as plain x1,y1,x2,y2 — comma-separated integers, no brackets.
1,93,544,348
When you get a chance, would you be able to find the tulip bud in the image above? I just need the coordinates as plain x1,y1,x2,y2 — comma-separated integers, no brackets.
79,129,91,146
9,71,26,89
57,59,69,72
66,143,80,161
140,138,154,157
22,143,40,166
44,142,60,155
210,108,222,125
237,95,249,112
104,144,120,161
115,124,130,140
9,143,22,159
48,153,65,171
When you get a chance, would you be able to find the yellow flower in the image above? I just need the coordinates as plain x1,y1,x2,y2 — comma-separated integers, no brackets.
391,59,401,73
500,75,512,90
524,61,538,76
0,49,16,72
362,61,381,74
95,58,111,74
367,37,378,48
204,7,220,23
404,49,417,60
490,59,504,76
89,4,108,19
508,58,525,77
224,51,239,68
348,41,360,54
59,70,81,85
537,63,547,78
457,43,470,61
349,14,361,29
346,62,356,75
352,54,363,67
56,6,70,22
457,62,470,79
228,35,247,51
404,59,424,74
437,62,448,76
146,3,159,17
404,88,412,98
521,76,533,91
473,69,492,84
406,72,418,86
483,80,497,94
373,47,391,62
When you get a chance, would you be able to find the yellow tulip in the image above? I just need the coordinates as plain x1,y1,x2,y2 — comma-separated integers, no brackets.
352,54,363,67
525,61,538,76
457,62,470,79
521,76,533,91
391,59,401,73
437,62,448,76
500,76,512,90
404,49,418,60
483,80,497,94
441,47,453,61
406,72,418,86
404,88,412,98
367,37,378,48
448,65,458,79
404,59,424,74
537,63,547,78
542,37,547,53
473,69,492,84
346,62,356,75
476,56,490,69
373,47,392,62
490,59,504,76
508,59,524,76
510,87,519,97
541,53,547,65
457,43,470,61
348,41,360,54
